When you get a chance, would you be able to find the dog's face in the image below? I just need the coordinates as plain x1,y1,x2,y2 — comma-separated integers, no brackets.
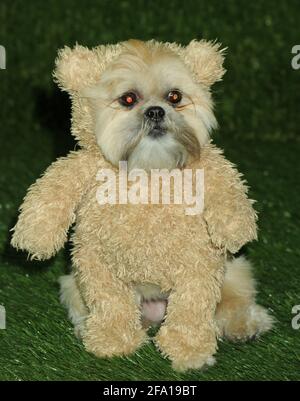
54,40,226,170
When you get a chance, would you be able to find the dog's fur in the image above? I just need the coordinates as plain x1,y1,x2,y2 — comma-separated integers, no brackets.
11,39,273,371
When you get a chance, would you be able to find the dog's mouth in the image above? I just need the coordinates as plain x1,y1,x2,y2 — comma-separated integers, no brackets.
147,125,166,139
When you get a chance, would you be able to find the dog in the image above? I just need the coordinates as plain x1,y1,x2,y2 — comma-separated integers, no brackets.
12,39,273,371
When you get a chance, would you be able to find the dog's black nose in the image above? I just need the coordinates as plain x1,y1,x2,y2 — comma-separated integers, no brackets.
145,106,165,122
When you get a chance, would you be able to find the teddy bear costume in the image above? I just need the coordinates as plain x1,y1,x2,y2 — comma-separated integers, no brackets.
11,40,257,370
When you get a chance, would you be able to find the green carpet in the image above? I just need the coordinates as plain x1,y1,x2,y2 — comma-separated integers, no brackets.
1,0,300,381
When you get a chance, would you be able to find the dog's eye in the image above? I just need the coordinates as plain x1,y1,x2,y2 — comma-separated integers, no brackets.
119,92,138,107
167,90,182,105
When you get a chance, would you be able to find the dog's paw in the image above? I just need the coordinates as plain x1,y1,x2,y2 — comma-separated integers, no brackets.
155,324,217,372
220,304,274,341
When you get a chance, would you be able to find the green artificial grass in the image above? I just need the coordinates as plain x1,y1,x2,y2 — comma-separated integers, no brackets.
1,0,300,381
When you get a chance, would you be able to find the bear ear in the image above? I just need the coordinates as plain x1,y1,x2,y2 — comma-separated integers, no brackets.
53,44,102,93
183,39,226,87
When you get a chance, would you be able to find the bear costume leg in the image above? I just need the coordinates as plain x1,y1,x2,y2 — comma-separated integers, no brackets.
154,259,224,372
69,247,147,357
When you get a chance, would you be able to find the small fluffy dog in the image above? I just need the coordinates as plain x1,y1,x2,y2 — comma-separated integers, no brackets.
12,39,273,371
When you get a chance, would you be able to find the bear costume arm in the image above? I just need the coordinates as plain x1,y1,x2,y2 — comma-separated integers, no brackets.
201,143,258,253
11,150,97,260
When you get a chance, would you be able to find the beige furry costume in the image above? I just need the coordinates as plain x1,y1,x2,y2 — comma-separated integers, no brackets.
11,40,262,371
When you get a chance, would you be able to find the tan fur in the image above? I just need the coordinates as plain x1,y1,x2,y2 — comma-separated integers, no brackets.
60,256,273,356
11,39,272,371
216,257,274,340
59,275,88,338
